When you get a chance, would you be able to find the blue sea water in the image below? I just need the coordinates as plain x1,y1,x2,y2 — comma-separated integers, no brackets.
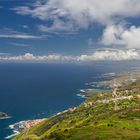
0,62,139,139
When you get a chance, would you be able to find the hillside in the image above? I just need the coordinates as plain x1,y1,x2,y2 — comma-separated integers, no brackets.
13,78,140,140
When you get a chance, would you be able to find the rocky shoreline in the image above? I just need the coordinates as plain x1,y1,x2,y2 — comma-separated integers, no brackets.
4,119,46,139
10,118,46,133
0,112,9,119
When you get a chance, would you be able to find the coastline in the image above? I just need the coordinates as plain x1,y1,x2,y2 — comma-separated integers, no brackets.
0,112,10,120
6,119,46,139
7,72,116,139
0,116,12,120
7,108,78,139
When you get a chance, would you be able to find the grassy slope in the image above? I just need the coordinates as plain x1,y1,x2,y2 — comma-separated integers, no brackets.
14,81,140,140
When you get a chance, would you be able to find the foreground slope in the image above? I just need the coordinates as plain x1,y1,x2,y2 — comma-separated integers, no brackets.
14,80,140,140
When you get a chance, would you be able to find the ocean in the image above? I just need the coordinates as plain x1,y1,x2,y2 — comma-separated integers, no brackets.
0,62,139,139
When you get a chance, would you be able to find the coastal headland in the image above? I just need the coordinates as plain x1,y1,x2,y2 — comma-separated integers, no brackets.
13,71,140,140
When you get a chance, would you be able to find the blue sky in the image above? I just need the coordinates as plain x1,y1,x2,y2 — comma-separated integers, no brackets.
0,0,140,62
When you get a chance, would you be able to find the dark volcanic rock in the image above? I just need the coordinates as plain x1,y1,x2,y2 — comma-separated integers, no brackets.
0,112,8,118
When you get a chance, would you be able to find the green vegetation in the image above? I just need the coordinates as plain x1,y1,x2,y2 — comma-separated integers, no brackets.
14,80,140,140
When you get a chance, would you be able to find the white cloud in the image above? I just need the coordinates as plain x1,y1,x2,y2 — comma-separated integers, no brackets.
0,49,139,62
38,19,78,33
9,1,140,54
0,53,75,61
101,24,140,49
12,0,140,33
11,42,30,47
0,34,42,39
0,28,45,39
78,49,139,61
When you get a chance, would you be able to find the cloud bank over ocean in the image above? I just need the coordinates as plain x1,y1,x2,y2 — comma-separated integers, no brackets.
0,49,139,62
